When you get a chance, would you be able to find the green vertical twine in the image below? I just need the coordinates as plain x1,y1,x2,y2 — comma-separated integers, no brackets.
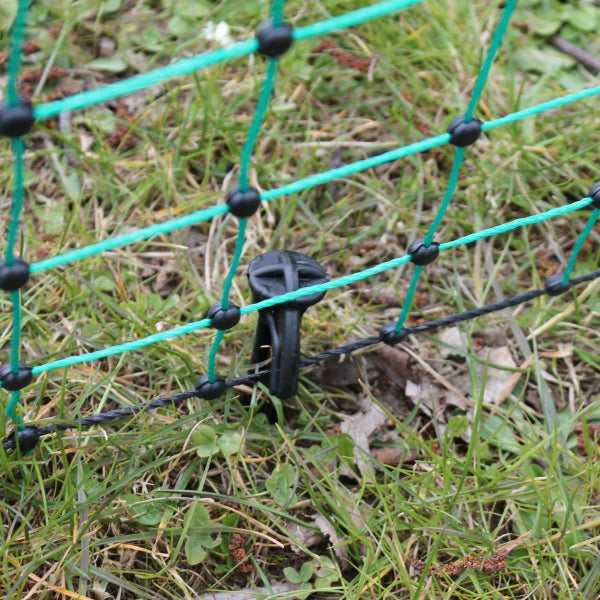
424,147,466,247
238,58,279,192
6,0,30,107
6,391,23,424
6,138,26,265
394,265,423,333
395,148,465,332
9,290,22,369
562,208,600,284
207,0,286,382
464,0,517,121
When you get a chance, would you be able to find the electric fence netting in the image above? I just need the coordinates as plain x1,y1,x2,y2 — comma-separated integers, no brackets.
1,0,600,452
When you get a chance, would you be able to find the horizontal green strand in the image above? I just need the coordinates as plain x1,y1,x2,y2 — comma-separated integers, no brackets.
33,39,259,120
439,198,592,251
483,84,600,132
29,204,229,274
293,0,423,41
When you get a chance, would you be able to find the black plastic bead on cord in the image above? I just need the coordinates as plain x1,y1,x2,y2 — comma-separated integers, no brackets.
545,272,572,296
256,19,294,57
0,361,33,391
7,426,40,452
0,258,30,291
0,100,35,138
380,322,408,345
226,186,262,218
408,238,440,266
207,302,241,330
195,375,227,400
589,182,600,209
448,115,482,147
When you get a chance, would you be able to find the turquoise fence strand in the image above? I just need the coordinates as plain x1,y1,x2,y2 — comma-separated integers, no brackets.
482,84,600,132
262,133,451,201
6,391,23,424
394,265,422,332
6,0,30,107
9,290,22,370
293,0,422,41
25,197,594,377
397,147,465,332
424,147,466,247
6,138,26,265
29,204,229,274
238,58,279,192
206,218,248,381
438,198,593,251
562,208,600,283
272,0,285,25
464,0,517,121
33,39,259,121
221,218,248,310
30,318,213,374
207,330,225,383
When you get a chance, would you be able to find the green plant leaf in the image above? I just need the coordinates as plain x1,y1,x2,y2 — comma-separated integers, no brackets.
217,431,243,456
86,56,128,73
192,425,218,458
265,463,296,506
184,534,207,565
563,4,598,32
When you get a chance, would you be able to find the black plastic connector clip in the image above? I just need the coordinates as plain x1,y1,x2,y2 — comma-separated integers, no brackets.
380,322,408,345
545,272,572,296
0,258,30,291
0,99,35,138
408,238,439,266
208,302,241,330
226,186,262,218
448,115,482,147
247,250,329,399
5,426,40,452
589,182,600,209
0,361,33,391
256,19,294,57
195,375,227,400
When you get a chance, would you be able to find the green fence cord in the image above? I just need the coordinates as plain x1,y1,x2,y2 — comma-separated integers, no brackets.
6,0,30,107
394,265,423,333
6,139,26,265
438,198,592,251
207,217,248,382
29,204,229,274
482,84,600,132
292,0,422,41
238,58,279,193
33,40,259,120
562,207,600,283
464,0,517,121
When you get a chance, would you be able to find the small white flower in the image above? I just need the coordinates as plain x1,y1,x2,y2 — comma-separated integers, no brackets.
201,21,232,47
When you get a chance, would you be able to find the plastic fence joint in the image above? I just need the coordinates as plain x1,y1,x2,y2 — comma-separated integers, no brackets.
0,100,35,138
247,250,329,399
256,19,294,57
380,322,409,345
408,238,440,266
6,426,40,452
226,186,262,218
448,115,482,147
0,361,32,391
589,182,600,209
208,302,241,330
0,258,30,291
195,375,227,399
545,272,571,296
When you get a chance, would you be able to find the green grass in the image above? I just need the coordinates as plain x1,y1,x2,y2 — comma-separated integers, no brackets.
1,0,600,598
